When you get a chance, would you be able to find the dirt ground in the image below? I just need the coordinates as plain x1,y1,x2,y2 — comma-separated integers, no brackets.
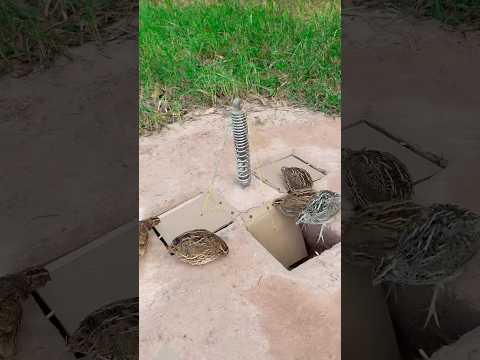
0,37,138,276
343,2,480,357
431,325,480,359
139,103,342,360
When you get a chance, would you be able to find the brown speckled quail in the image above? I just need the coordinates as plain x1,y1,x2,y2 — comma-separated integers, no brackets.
343,148,414,209
139,217,160,256
281,166,313,192
343,200,424,267
169,229,229,265
0,267,50,359
272,189,317,218
68,297,138,360
296,190,341,243
373,203,480,328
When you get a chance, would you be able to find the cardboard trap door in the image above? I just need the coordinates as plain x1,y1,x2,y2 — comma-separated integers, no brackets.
38,221,138,335
342,263,403,360
343,121,445,184
253,154,326,193
15,296,76,359
153,192,236,244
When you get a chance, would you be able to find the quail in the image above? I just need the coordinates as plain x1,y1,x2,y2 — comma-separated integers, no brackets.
139,217,160,256
373,203,480,328
281,166,313,193
0,267,50,359
272,189,317,218
168,229,229,266
343,200,423,267
343,148,414,209
296,190,341,243
68,297,139,360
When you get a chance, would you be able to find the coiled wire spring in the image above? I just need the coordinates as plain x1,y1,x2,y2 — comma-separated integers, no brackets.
231,98,251,186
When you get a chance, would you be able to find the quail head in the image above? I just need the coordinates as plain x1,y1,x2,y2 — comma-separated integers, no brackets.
272,189,317,218
139,217,160,256
343,200,423,267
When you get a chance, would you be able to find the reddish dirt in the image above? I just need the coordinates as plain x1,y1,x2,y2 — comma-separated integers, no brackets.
245,275,341,360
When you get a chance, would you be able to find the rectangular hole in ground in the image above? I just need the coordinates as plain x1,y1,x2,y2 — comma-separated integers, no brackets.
253,154,327,193
243,202,339,270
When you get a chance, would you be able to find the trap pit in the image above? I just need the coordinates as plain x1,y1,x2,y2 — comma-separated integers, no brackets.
242,202,339,270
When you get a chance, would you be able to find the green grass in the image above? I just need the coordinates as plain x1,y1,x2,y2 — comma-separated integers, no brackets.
412,0,480,26
0,0,136,76
369,0,480,27
139,0,340,133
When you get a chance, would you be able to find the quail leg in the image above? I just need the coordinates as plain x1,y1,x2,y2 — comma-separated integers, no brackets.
423,284,441,328
316,224,325,244
384,283,398,303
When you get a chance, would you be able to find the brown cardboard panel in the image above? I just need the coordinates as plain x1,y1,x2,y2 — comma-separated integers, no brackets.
242,202,308,268
16,297,74,360
152,345,179,360
343,122,441,183
253,155,326,193
342,264,403,360
39,222,138,334
154,192,236,244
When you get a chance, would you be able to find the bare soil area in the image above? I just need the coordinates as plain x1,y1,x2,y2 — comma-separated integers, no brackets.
0,36,137,275
139,102,341,360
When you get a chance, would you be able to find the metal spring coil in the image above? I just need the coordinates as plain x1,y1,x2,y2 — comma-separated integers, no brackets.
231,99,251,186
